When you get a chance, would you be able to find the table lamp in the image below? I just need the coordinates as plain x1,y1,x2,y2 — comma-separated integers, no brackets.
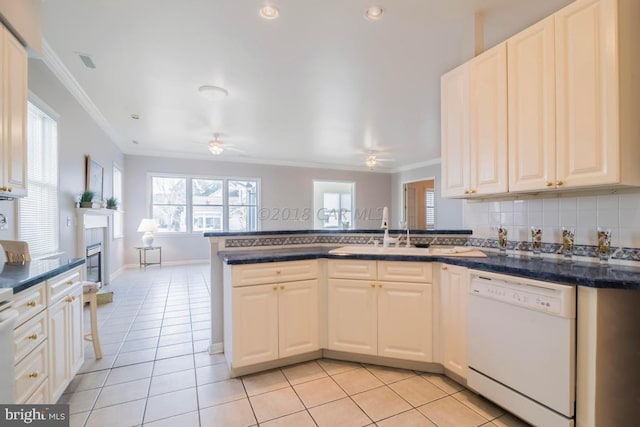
137,218,158,247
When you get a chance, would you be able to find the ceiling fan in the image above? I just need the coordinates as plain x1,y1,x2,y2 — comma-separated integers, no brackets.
201,133,244,156
364,150,395,170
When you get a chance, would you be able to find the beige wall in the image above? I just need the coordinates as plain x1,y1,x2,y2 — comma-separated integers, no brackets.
124,155,393,265
26,58,125,274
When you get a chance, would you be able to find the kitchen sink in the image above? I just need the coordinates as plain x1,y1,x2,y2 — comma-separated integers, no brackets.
328,245,487,257
328,245,432,256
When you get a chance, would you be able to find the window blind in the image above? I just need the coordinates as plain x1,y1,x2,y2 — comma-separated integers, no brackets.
19,103,59,257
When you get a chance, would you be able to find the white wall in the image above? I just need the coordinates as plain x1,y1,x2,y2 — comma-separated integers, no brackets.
391,162,464,230
463,189,640,249
26,58,125,273
124,155,392,264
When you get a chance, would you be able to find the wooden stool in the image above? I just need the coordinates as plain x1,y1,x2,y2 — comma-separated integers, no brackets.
82,282,102,360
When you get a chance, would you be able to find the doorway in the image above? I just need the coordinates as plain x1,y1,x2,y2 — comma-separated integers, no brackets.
403,178,436,229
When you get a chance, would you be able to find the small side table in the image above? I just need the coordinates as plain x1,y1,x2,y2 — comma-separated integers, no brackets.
135,246,162,269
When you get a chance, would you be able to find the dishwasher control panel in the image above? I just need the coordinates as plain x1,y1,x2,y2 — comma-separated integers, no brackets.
469,274,575,318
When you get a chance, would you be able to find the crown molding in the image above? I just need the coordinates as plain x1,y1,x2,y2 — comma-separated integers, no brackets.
392,157,441,173
40,38,125,148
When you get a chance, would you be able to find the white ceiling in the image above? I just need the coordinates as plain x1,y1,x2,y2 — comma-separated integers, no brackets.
40,0,573,172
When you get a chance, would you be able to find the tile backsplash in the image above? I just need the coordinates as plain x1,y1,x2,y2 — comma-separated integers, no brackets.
463,189,640,249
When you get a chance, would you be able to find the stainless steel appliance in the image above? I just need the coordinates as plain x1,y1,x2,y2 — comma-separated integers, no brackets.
468,272,576,427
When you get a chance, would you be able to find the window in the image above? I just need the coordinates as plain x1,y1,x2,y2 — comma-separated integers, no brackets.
112,165,123,238
19,102,59,257
313,181,354,229
425,189,435,229
150,175,258,233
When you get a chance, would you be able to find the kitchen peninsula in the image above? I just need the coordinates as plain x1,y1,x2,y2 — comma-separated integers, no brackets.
207,229,640,427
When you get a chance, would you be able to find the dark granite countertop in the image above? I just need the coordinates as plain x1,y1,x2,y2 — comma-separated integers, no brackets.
205,229,472,237
218,246,640,290
0,257,86,294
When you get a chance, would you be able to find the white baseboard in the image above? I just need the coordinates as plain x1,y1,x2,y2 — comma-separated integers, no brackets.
122,259,209,270
209,342,224,354
110,266,125,280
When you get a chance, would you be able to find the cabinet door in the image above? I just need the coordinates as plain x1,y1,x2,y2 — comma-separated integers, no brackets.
2,26,27,197
327,279,377,355
378,281,433,362
440,265,469,379
469,43,508,196
232,284,279,368
48,299,70,402
68,288,84,376
278,279,319,358
555,0,619,188
508,17,557,192
441,63,470,198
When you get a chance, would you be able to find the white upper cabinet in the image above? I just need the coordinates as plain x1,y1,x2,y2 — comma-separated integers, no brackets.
441,43,507,198
555,0,640,189
443,0,640,197
441,64,470,198
468,43,508,196
0,23,28,198
508,17,557,192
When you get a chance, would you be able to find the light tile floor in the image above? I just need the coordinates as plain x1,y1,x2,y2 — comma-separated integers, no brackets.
61,264,532,427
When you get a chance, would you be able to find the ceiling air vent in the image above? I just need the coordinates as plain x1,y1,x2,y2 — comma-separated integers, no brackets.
77,53,96,69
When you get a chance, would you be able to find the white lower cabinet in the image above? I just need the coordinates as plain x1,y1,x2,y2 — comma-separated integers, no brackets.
47,268,84,403
327,279,378,356
228,260,320,369
48,286,83,402
378,281,433,362
232,280,319,367
327,260,433,363
439,264,469,380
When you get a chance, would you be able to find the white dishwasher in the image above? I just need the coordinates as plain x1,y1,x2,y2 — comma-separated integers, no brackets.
467,272,575,427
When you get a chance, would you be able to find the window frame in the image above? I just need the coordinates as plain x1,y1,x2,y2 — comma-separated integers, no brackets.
148,173,261,234
18,94,60,258
312,180,355,229
112,163,124,239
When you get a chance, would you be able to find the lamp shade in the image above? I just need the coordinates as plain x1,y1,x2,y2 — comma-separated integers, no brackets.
137,218,158,233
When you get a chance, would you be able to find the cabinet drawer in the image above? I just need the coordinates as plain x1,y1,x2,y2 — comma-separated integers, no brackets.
14,310,47,364
15,341,48,404
48,269,81,305
378,261,432,283
328,260,377,280
25,378,49,404
232,260,318,287
12,283,46,328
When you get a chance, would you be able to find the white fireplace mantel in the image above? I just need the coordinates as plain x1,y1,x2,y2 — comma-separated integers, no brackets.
76,208,113,285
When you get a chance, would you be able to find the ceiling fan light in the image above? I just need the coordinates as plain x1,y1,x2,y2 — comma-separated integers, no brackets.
366,155,377,169
209,141,224,155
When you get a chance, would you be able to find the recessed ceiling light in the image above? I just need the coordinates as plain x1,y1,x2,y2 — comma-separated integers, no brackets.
132,140,139,145
131,114,140,120
365,6,384,20
198,85,229,100
259,4,279,20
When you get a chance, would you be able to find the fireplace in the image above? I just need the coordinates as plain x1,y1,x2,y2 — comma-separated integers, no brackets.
76,209,112,286
86,243,102,284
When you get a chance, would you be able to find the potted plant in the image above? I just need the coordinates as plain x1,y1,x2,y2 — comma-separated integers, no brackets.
80,190,95,208
106,197,118,210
